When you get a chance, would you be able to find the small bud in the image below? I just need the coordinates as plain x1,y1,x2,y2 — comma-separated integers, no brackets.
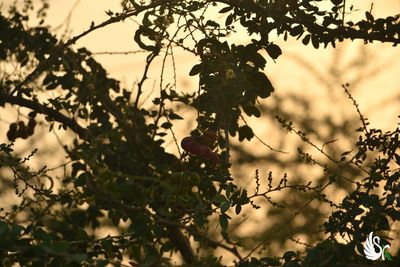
225,69,235,79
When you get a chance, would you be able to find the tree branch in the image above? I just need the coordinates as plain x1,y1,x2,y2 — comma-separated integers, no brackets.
165,225,195,264
0,92,89,140
216,0,400,45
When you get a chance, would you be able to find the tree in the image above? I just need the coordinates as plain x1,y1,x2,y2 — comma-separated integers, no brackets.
0,0,399,266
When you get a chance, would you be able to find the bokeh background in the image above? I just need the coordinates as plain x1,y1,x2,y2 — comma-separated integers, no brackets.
1,0,399,264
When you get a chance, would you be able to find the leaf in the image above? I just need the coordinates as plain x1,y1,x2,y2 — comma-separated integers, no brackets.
219,214,229,231
351,207,364,216
161,122,172,129
378,217,389,230
220,201,230,213
311,35,319,49
250,51,267,69
395,153,400,166
0,144,13,154
283,251,296,262
250,71,274,98
46,81,59,90
43,74,55,85
33,228,53,244
69,253,88,263
96,260,109,267
260,257,281,266
242,105,261,118
189,63,202,76
235,204,242,214
10,224,24,238
0,221,9,238
76,172,88,187
50,241,70,253
205,20,219,28
239,190,249,204
238,125,254,141
225,14,234,26
213,194,227,204
290,25,304,37
219,6,233,13
168,112,183,120
330,0,343,5
365,11,374,21
265,43,282,60
156,132,167,137
302,34,311,45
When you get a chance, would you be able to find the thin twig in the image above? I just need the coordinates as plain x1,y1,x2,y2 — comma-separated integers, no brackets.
245,181,331,259
240,115,288,154
342,84,369,134
92,50,147,55
342,0,346,25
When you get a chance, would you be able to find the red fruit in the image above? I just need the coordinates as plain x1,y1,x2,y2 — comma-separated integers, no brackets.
181,136,219,164
187,129,217,148
206,151,219,164
202,129,217,140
